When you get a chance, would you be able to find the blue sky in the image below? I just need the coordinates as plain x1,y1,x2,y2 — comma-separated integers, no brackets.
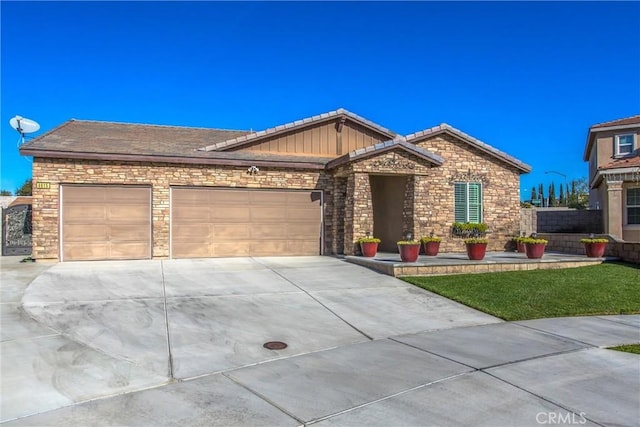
1,1,639,199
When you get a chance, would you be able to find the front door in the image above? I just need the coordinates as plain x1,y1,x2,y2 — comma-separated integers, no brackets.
370,175,407,252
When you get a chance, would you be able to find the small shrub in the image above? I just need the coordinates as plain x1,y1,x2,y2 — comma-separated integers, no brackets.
397,240,421,245
521,238,548,245
579,238,609,244
357,237,381,243
420,236,442,243
464,238,488,244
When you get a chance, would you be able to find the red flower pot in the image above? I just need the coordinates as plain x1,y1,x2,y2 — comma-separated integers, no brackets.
525,243,546,259
465,243,487,260
360,242,379,258
584,242,606,258
517,242,526,253
398,244,420,262
423,241,441,256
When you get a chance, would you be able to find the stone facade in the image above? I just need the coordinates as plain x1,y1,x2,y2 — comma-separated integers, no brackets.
413,134,521,252
32,158,331,261
31,133,525,260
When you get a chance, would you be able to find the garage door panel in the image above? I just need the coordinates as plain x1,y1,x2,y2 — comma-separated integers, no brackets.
286,207,320,220
250,191,287,204
251,224,288,239
286,223,320,238
63,187,107,203
108,205,149,222
213,207,251,221
213,224,251,239
110,225,152,242
63,205,107,222
62,186,151,261
209,190,250,204
107,187,149,203
63,243,109,261
171,188,321,258
251,207,287,221
109,242,151,259
171,189,207,205
172,224,213,243
172,206,211,222
63,224,109,242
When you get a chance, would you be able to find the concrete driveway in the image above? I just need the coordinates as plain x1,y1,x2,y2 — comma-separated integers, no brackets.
1,256,638,426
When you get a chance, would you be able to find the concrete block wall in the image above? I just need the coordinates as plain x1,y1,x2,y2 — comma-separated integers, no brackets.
536,209,603,233
539,232,640,264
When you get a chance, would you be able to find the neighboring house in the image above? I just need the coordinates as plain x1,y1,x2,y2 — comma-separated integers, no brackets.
20,108,531,261
584,115,640,242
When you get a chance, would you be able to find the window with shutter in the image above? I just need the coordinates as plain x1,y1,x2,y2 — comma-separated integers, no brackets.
454,182,483,223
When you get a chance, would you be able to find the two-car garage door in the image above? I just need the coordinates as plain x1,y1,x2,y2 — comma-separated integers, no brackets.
61,185,322,261
171,188,322,258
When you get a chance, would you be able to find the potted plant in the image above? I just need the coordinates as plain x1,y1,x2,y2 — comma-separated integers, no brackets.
513,233,527,253
357,236,381,257
580,237,608,258
464,238,488,260
420,234,442,256
521,237,548,259
397,240,421,262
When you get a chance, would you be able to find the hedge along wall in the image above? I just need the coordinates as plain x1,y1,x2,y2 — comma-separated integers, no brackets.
538,233,640,264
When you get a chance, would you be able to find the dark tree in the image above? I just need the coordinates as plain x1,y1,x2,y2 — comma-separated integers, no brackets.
0,189,12,196
538,184,545,207
531,186,537,202
16,179,32,196
559,184,565,206
548,182,556,207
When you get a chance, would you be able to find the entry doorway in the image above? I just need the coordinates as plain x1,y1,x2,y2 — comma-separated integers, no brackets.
370,175,407,252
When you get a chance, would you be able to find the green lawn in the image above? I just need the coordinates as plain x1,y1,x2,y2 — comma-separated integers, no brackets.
403,263,640,321
609,344,640,355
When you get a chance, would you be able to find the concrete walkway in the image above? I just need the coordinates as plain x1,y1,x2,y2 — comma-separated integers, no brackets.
1,256,638,426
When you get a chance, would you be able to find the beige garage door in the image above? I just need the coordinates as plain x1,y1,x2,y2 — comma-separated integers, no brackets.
171,188,322,258
61,186,151,261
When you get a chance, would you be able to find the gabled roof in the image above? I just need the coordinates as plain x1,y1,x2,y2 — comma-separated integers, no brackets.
20,119,250,157
598,154,640,171
327,138,444,169
583,114,640,161
198,108,397,152
405,123,532,173
591,115,640,129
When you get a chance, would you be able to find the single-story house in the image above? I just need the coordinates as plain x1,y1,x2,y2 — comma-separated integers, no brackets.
584,114,640,241
20,108,531,261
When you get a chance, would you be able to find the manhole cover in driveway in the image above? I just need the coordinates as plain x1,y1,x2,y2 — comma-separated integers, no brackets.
263,341,288,350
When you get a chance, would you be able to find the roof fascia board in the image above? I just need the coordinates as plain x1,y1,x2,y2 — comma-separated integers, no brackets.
326,141,443,169
407,127,531,173
200,109,397,152
19,149,326,170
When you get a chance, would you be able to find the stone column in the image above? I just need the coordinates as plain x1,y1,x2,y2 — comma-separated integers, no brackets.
403,176,416,238
344,173,373,255
331,177,347,254
605,181,623,239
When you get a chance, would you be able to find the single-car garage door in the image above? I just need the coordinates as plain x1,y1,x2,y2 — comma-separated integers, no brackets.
61,185,152,261
171,188,322,258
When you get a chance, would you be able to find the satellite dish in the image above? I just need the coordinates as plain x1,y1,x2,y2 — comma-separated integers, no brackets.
10,115,40,135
